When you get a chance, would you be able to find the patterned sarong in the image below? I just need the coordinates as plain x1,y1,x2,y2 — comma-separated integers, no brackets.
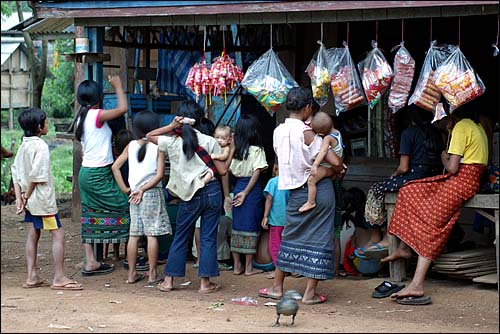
388,164,486,260
79,165,130,244
276,178,335,280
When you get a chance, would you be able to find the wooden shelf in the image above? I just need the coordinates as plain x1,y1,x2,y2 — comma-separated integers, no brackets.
64,52,110,63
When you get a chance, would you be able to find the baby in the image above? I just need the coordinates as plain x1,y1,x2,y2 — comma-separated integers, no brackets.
299,111,345,213
211,125,231,161
201,125,232,185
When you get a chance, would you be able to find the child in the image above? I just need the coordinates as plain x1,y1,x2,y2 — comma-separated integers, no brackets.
211,125,231,161
112,111,172,285
261,162,289,279
227,114,268,276
105,128,133,261
12,108,83,291
299,111,345,213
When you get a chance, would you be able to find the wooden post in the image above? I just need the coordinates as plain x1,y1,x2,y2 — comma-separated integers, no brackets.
8,57,14,130
386,192,407,282
72,26,85,224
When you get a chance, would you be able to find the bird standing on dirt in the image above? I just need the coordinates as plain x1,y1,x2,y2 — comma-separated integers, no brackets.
274,290,302,327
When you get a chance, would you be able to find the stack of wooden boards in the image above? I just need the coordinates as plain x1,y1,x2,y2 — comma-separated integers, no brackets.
432,248,497,283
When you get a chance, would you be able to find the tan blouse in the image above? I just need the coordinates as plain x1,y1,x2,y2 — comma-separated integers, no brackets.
229,145,268,177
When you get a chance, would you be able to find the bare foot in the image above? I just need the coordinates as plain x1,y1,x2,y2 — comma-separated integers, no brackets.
233,264,244,275
390,286,424,299
381,248,412,263
244,269,263,276
298,202,316,213
266,271,275,279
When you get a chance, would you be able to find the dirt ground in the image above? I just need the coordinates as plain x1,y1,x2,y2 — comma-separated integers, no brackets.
1,201,498,333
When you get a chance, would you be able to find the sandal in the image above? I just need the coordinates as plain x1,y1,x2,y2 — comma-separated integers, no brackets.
371,281,405,298
258,287,282,300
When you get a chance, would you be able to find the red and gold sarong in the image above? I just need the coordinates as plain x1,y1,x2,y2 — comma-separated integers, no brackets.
388,164,486,260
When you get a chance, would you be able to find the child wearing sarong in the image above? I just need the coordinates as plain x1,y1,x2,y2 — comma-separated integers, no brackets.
12,108,82,291
227,114,268,276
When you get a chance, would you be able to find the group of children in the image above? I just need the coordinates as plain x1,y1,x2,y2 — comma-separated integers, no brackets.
11,101,346,291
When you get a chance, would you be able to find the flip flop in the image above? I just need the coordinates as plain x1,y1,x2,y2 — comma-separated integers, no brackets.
371,281,405,298
198,283,221,294
51,281,83,291
354,247,368,259
396,295,432,305
364,243,389,260
123,256,149,271
22,279,49,289
147,278,164,285
302,294,328,305
126,274,145,284
258,287,282,300
158,282,174,292
82,263,114,276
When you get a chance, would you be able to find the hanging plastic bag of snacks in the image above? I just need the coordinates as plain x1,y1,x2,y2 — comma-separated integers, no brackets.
209,51,244,105
388,42,415,113
328,43,366,115
434,47,485,111
241,48,298,115
358,41,394,109
408,41,456,112
305,42,330,107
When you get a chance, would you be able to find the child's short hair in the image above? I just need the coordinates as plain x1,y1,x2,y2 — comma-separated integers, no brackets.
18,107,47,137
311,111,333,135
215,125,231,137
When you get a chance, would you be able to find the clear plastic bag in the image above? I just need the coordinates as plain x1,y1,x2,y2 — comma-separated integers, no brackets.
328,43,366,115
409,41,456,111
434,47,486,111
358,41,393,109
305,42,330,107
388,42,415,113
241,48,298,115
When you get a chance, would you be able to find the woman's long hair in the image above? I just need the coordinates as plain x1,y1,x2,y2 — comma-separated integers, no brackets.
411,106,445,161
234,113,262,161
132,110,160,162
176,100,203,160
75,80,101,141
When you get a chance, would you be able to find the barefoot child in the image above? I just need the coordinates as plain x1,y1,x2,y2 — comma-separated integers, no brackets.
112,111,172,285
12,108,83,290
299,111,345,213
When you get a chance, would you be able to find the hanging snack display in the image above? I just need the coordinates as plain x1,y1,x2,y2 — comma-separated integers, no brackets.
409,41,456,111
388,42,415,113
305,42,330,107
358,41,394,109
210,51,244,104
434,47,485,111
328,43,366,115
185,58,212,104
241,48,298,115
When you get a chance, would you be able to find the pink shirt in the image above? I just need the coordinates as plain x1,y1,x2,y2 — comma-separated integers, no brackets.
273,118,322,190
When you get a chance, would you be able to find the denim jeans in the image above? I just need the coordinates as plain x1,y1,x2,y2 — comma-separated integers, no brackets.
165,180,222,278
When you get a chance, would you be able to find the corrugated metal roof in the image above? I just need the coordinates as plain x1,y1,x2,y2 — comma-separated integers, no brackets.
35,1,278,9
23,18,74,35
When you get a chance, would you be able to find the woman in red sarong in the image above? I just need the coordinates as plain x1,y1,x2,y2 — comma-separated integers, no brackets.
381,104,489,304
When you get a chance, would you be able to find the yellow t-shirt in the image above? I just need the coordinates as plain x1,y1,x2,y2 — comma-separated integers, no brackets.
229,145,268,177
448,119,488,165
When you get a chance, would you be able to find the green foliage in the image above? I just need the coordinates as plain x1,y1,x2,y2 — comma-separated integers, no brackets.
1,1,31,18
42,39,75,119
1,123,73,195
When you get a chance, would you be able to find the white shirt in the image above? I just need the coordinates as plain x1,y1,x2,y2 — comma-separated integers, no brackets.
127,140,161,192
80,109,114,167
158,130,221,201
11,136,58,215
273,118,322,190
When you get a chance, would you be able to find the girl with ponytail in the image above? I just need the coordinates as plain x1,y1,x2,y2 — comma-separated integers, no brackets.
75,75,130,276
112,110,172,284
147,100,229,294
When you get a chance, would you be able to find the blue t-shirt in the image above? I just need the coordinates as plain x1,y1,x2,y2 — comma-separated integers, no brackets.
263,176,290,227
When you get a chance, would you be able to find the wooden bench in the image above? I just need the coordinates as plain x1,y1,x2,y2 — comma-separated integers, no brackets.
385,192,499,291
